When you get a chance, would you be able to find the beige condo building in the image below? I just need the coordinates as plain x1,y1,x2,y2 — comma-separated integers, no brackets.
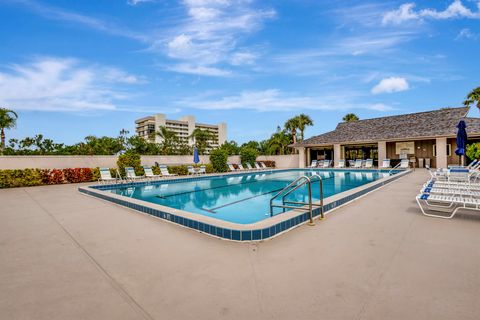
135,114,227,149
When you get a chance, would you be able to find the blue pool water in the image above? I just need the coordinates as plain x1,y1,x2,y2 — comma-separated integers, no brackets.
109,170,392,224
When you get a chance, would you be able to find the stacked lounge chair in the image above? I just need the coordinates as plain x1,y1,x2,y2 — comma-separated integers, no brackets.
380,159,391,169
335,160,345,168
365,159,373,168
416,160,480,218
309,160,318,168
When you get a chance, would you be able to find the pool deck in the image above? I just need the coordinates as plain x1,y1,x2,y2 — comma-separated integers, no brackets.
1,169,480,320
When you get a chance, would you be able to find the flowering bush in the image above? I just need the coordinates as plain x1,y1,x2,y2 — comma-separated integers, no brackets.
63,168,93,183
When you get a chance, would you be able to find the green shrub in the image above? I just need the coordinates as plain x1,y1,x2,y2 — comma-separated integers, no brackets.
209,149,228,172
240,147,258,166
117,152,142,177
466,143,480,161
0,169,43,188
167,165,188,176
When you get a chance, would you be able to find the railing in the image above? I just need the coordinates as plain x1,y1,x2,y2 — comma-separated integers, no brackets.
269,173,324,226
388,162,401,175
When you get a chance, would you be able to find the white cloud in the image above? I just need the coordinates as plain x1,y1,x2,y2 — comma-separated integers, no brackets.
383,1,480,25
167,64,231,77
0,57,142,112
456,28,478,40
371,77,409,94
179,89,394,112
157,0,275,75
127,0,155,6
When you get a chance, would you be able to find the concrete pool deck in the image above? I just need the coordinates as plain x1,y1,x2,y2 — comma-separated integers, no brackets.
1,170,480,320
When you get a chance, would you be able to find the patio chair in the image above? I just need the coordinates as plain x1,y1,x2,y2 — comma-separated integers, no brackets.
237,163,246,171
353,159,363,168
187,165,198,175
246,162,255,170
400,159,410,169
365,159,373,168
143,165,161,180
125,167,144,181
259,162,269,169
198,165,206,174
159,165,178,177
98,167,119,184
322,160,331,168
254,162,263,170
309,160,318,168
227,163,237,171
380,159,391,169
335,160,345,168
416,192,480,219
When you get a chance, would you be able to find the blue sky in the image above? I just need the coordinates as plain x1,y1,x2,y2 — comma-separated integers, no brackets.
0,0,479,144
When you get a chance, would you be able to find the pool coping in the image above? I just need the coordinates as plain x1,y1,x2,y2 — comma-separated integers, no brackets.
78,168,411,242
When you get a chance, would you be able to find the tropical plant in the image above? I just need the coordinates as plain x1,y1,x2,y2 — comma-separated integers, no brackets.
284,117,300,144
240,147,258,166
463,87,480,109
156,126,180,155
466,143,480,161
218,140,240,155
266,127,292,155
296,113,313,141
189,128,215,155
342,113,359,122
0,108,18,154
117,152,142,177
209,149,229,172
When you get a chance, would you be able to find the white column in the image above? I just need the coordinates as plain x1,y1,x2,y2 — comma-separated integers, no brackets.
436,137,447,169
333,144,341,166
298,147,306,168
378,141,387,165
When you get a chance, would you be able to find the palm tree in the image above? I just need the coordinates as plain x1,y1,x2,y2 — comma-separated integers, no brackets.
343,113,359,122
463,87,480,109
156,126,179,155
0,108,18,154
296,114,313,141
267,129,292,155
189,128,215,155
284,117,300,144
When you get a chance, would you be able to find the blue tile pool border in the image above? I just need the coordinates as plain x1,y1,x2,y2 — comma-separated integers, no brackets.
79,168,410,242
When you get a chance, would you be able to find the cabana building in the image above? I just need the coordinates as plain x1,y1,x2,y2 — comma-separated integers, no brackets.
293,107,480,168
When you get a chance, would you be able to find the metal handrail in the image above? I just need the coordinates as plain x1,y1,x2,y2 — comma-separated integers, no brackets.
388,162,401,175
269,173,325,225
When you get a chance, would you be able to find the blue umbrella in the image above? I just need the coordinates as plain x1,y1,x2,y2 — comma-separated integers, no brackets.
193,147,200,164
455,120,467,165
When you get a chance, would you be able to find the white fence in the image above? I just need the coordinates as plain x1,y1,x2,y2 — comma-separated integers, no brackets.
0,154,299,170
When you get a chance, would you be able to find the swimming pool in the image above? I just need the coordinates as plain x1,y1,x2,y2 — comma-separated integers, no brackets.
109,170,390,224
79,169,409,241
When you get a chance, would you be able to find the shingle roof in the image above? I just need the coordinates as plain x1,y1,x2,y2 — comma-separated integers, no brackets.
294,107,480,147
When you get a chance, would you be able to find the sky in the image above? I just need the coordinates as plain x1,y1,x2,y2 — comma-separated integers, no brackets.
0,0,479,144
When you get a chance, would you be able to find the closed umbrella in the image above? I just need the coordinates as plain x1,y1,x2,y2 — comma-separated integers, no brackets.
193,147,200,164
455,120,467,165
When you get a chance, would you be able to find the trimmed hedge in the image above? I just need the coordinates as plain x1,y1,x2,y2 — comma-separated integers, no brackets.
209,149,229,172
240,148,258,166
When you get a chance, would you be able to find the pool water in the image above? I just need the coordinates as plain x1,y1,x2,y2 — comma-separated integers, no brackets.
109,170,391,224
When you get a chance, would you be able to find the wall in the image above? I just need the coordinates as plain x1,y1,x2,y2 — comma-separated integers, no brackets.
0,154,299,170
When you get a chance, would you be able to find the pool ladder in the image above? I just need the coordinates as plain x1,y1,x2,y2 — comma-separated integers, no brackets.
269,174,324,226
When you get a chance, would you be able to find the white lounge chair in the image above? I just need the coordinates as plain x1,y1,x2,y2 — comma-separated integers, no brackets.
125,167,144,181
187,165,198,175
198,165,206,174
159,165,177,177
322,160,331,168
309,160,318,168
399,159,410,169
143,165,161,180
353,159,363,168
365,159,373,168
246,162,255,170
227,163,237,172
380,159,391,169
335,160,345,168
416,192,480,219
259,162,269,169
98,167,119,184
254,162,263,170
237,163,246,171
